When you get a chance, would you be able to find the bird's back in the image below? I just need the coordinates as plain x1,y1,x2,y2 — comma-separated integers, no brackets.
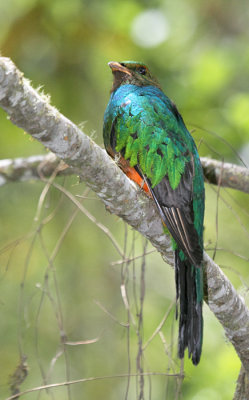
104,84,204,245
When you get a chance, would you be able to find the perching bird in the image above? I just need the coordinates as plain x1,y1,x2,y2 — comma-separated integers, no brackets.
103,61,205,365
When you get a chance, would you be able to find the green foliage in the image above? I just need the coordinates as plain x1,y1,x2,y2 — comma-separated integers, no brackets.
0,0,249,399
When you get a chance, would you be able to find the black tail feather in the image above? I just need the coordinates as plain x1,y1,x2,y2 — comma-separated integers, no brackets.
175,249,203,365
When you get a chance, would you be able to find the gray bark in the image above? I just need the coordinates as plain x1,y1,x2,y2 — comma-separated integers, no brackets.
0,153,66,186
201,157,249,194
234,366,249,400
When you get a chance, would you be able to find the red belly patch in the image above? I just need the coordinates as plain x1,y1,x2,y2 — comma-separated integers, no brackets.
106,147,151,195
118,155,150,194
126,166,150,194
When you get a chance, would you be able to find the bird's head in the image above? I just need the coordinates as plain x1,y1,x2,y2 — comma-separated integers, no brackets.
108,61,161,92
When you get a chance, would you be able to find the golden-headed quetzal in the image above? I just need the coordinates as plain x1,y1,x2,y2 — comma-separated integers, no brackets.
103,61,205,365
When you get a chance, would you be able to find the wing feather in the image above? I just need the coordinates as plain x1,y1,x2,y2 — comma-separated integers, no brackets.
135,163,202,267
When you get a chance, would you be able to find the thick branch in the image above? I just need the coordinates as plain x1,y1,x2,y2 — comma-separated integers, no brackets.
234,366,249,400
205,253,249,371
0,153,68,186
201,157,249,194
1,57,249,371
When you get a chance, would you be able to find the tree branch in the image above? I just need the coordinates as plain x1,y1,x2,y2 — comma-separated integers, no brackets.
1,57,249,371
1,152,249,194
201,157,249,194
0,153,68,186
234,366,249,400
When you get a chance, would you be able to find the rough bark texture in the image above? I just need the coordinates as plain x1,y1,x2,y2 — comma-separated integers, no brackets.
0,153,66,186
201,157,249,194
234,366,249,400
205,253,249,371
1,57,249,376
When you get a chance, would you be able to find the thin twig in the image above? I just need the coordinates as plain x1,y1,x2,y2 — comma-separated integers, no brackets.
50,181,125,258
94,300,129,327
143,301,175,351
110,249,156,266
212,159,224,260
5,372,183,400
209,185,249,239
136,240,148,400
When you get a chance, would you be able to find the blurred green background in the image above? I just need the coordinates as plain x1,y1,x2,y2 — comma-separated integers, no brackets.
0,0,249,399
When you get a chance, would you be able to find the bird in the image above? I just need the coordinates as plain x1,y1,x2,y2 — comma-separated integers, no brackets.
103,61,205,365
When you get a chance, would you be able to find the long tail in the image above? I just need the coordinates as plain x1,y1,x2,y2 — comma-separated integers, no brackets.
175,249,203,365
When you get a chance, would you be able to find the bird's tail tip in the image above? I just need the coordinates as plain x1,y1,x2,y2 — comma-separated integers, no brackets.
175,250,203,365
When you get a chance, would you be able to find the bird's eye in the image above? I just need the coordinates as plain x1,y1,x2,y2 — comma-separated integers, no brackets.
137,66,146,75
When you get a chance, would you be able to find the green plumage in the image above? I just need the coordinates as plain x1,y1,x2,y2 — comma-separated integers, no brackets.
115,107,189,189
103,61,205,365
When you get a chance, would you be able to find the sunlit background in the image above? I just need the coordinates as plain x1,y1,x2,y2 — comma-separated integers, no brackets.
0,0,249,399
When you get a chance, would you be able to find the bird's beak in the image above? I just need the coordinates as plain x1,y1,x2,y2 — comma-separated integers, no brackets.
108,61,132,76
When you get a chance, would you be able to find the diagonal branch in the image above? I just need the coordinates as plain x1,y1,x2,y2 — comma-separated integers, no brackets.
1,56,249,371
